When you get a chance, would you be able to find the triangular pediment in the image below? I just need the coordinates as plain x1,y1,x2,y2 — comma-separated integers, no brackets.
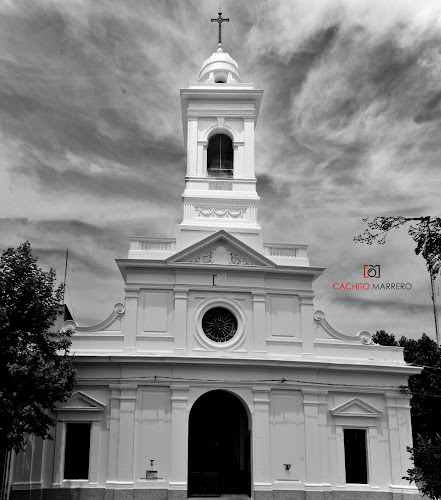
57,391,106,411
330,397,382,418
167,230,275,268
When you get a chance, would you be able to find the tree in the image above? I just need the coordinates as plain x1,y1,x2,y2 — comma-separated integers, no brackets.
0,241,76,453
373,330,441,499
354,217,441,278
356,217,441,343
403,435,441,500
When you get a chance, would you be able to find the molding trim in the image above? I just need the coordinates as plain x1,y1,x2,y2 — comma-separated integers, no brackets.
314,310,373,345
330,397,383,418
62,303,125,333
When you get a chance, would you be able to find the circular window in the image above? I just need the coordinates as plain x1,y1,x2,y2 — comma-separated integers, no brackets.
202,307,238,343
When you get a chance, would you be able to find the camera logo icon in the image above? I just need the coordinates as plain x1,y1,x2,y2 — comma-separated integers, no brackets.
363,265,380,278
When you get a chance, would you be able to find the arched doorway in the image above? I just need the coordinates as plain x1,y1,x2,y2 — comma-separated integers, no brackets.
188,390,251,497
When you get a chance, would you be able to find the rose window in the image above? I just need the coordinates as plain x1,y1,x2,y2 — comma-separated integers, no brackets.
202,307,238,343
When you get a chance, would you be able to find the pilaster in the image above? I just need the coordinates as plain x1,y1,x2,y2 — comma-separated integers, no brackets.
187,118,198,176
169,385,189,491
335,425,346,487
106,386,120,485
89,421,101,485
367,425,380,488
41,432,55,488
300,296,315,355
117,385,138,485
123,289,139,353
252,292,267,354
243,118,255,178
233,142,244,178
302,389,330,489
197,140,208,177
52,422,65,486
386,393,415,489
174,289,189,351
253,387,272,490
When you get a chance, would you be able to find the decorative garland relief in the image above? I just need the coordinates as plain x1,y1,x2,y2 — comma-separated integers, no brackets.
195,206,247,219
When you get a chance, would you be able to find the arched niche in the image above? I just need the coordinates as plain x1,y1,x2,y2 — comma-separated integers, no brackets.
207,133,234,178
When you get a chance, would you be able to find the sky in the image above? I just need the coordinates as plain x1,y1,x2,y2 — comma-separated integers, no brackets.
1,0,440,340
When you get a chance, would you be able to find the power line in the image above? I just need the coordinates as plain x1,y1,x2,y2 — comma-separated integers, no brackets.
74,375,441,399
74,374,408,390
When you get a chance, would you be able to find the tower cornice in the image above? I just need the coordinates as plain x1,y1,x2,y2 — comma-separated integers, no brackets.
180,87,263,146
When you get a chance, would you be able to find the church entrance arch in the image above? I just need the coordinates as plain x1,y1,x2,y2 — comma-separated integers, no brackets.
187,390,251,497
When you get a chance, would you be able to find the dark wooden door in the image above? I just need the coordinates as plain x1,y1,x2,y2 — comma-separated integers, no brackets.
188,391,251,497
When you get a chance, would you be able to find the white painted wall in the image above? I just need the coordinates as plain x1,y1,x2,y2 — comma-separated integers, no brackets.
12,368,418,497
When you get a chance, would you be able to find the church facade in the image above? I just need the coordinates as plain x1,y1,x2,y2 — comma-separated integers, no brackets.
11,30,420,500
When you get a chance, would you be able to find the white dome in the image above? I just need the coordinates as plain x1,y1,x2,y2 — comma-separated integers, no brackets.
198,45,242,83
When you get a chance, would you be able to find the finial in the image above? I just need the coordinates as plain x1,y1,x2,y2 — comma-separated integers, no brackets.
211,9,229,46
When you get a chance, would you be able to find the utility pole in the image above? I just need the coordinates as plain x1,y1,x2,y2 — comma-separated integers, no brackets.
61,249,68,305
430,273,439,345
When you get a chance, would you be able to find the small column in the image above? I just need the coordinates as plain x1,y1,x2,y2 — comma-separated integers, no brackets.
367,426,379,488
386,393,415,488
300,296,315,355
233,142,245,178
89,421,101,485
187,118,198,176
243,118,255,178
117,385,138,485
123,288,139,353
107,386,120,484
252,292,267,354
202,144,208,177
317,392,330,486
253,387,272,491
302,390,329,488
52,422,66,486
169,385,189,493
41,434,55,488
174,288,188,351
196,141,207,177
335,425,346,487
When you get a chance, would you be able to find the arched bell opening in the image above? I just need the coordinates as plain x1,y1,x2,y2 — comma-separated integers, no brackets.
207,133,234,178
187,390,251,497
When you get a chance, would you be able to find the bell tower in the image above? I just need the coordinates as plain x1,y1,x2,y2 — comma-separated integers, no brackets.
176,14,264,252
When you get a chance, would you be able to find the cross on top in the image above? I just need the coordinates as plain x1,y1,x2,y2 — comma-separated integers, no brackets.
211,10,229,45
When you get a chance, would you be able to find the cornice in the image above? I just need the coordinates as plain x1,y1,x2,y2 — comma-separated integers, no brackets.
183,198,260,205
71,354,421,376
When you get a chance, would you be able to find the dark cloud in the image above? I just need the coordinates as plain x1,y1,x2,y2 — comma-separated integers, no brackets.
256,25,339,118
0,216,176,284
257,174,290,199
1,0,440,335
32,246,112,278
322,147,365,187
11,154,183,207
414,90,441,123
0,88,185,169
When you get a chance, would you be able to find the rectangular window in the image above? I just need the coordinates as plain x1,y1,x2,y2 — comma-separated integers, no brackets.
344,428,368,484
64,423,91,480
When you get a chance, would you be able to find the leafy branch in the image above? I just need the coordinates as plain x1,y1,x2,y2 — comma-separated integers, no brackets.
354,216,441,278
